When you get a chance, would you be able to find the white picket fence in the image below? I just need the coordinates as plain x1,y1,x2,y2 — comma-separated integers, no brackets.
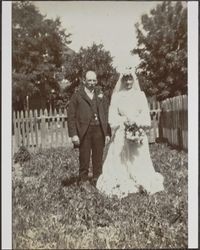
12,95,187,153
12,108,71,153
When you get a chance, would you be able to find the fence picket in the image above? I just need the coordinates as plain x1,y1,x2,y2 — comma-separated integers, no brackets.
49,107,52,117
64,108,68,143
25,110,29,148
34,110,39,148
16,111,21,148
50,110,54,148
41,115,46,149
44,109,48,147
54,109,58,147
59,108,64,147
20,111,25,146
39,109,43,117
174,97,177,145
29,110,34,148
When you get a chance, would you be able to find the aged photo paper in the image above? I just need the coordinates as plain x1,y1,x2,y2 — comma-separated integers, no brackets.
2,1,198,249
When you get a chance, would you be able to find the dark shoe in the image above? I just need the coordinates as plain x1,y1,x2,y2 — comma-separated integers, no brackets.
61,176,79,186
138,185,148,195
90,177,98,186
78,175,89,185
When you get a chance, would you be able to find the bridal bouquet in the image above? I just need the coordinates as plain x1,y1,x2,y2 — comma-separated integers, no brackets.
124,120,150,144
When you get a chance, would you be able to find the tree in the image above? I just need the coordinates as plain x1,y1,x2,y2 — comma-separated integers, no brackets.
63,43,119,101
132,1,187,100
12,1,72,110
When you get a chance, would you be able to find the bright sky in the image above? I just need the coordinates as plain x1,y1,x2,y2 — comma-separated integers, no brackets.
33,1,162,72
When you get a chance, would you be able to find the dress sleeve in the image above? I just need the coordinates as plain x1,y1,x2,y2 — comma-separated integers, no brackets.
108,93,125,128
135,91,151,127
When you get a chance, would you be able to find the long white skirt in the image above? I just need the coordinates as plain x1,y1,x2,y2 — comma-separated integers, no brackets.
96,127,164,198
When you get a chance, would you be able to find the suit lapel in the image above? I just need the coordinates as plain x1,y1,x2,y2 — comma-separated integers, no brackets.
80,86,92,106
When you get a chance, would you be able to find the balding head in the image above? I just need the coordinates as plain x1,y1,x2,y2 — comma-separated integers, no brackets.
85,71,97,80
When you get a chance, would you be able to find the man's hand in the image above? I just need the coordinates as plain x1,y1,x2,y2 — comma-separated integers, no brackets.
105,136,110,145
71,135,80,146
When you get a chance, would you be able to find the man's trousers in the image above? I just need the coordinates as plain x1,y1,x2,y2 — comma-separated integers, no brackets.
79,125,105,180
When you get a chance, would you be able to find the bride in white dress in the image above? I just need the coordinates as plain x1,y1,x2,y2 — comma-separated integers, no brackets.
96,69,164,198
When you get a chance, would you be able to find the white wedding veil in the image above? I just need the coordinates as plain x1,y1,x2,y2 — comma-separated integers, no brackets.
112,67,141,94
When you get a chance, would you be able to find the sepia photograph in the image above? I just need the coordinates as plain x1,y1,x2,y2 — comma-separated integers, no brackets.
2,0,199,249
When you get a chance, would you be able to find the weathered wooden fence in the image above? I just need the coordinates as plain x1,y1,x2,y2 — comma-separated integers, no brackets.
12,108,71,153
12,95,188,153
159,95,188,150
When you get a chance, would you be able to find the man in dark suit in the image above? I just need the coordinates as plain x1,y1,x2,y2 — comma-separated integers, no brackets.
67,70,110,184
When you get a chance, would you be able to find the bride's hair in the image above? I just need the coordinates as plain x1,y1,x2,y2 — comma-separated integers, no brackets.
119,74,133,90
121,74,133,82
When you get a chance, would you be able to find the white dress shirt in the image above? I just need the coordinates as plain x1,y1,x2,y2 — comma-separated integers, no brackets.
84,87,94,100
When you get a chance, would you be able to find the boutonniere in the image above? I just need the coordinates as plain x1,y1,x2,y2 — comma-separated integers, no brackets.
95,86,104,99
98,93,104,99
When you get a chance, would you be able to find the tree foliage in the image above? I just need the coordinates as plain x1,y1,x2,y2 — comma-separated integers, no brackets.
12,1,71,110
63,43,119,101
132,1,187,100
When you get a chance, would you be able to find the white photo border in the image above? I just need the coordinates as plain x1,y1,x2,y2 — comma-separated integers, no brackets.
1,1,199,249
2,1,12,249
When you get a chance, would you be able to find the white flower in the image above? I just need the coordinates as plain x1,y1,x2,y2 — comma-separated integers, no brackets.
98,93,103,99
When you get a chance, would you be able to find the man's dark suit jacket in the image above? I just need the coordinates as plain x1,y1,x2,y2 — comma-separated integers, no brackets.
67,86,110,140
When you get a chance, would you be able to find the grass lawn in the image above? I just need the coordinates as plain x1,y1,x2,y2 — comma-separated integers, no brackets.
12,143,188,249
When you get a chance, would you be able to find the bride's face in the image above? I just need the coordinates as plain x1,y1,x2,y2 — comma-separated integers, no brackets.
123,76,134,90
